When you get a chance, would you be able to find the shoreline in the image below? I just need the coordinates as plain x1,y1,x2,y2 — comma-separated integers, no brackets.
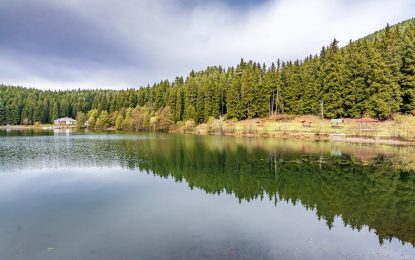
179,128,415,146
2,121,415,146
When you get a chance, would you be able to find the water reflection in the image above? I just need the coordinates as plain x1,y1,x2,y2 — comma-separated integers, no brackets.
112,134,415,247
0,130,414,257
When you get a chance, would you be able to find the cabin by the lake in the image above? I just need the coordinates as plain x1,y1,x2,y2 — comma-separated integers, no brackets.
53,117,76,127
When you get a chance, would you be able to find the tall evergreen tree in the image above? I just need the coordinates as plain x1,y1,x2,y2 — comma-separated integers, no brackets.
0,102,6,125
321,39,346,118
364,42,401,118
399,26,415,113
343,40,370,117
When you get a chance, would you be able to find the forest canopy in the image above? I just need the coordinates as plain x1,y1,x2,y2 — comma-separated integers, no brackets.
0,19,414,127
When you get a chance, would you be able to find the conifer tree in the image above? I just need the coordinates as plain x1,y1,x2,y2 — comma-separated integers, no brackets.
283,61,303,114
321,39,346,118
0,102,6,125
379,24,403,88
6,102,20,125
301,56,320,115
343,40,370,117
49,101,59,121
364,42,401,118
227,68,244,119
399,26,415,113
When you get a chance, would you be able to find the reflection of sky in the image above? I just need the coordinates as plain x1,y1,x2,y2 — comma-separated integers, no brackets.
0,133,151,171
0,167,413,259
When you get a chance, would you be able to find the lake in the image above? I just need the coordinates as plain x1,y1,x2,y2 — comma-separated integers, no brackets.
0,130,414,259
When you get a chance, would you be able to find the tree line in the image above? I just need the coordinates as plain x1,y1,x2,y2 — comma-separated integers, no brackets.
0,19,414,128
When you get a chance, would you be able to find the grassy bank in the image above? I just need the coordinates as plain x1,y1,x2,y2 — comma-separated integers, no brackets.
0,124,54,130
172,114,415,145
2,114,415,145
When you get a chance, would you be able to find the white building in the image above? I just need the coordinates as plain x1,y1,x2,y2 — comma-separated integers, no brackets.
53,117,77,126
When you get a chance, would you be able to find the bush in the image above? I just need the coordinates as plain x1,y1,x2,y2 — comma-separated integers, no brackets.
95,111,110,129
150,107,174,132
115,114,124,130
75,112,87,128
184,119,196,132
87,109,99,128
34,122,42,129
131,106,151,131
207,117,224,134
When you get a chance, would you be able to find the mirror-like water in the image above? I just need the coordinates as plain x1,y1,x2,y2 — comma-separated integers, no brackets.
0,130,414,259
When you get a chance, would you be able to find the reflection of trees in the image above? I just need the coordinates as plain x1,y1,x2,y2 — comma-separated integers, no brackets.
1,132,414,246
114,135,415,246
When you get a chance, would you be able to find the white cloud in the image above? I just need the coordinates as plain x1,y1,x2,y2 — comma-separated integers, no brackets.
1,0,414,90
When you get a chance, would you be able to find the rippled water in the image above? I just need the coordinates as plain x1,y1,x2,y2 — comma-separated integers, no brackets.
0,130,414,259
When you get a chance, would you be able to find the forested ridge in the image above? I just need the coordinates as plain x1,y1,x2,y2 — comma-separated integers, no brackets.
0,19,414,129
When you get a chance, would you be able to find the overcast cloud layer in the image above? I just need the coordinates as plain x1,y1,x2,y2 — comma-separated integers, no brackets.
1,0,414,90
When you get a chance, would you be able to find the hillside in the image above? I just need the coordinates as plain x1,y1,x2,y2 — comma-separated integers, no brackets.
363,18,415,42
0,18,414,128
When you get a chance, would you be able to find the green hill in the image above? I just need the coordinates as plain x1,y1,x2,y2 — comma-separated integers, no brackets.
1,18,414,127
363,18,415,42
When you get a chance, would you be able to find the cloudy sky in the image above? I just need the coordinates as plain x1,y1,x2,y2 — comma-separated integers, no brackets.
0,0,414,90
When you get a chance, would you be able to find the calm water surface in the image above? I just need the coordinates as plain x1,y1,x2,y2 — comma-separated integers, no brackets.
0,130,414,259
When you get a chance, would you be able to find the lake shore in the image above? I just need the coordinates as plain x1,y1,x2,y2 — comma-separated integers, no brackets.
2,115,415,146
0,124,56,130
172,115,415,146
188,130,415,146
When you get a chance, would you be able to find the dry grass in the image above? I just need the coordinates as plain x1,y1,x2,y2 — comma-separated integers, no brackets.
176,115,415,143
